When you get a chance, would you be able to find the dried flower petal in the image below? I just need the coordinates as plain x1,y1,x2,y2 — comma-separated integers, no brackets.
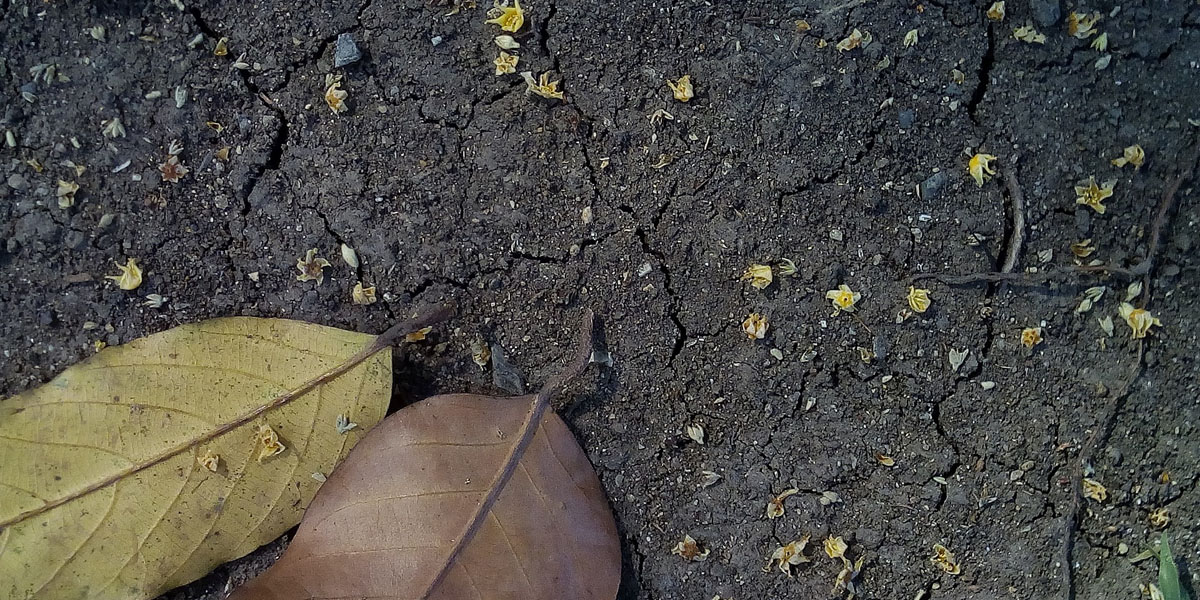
1111,144,1145,169
1070,239,1096,258
1068,11,1101,39
903,29,919,47
520,71,565,100
494,35,521,50
335,414,358,434
198,450,220,472
494,51,519,75
1021,327,1043,348
325,77,349,114
875,452,896,467
672,534,709,561
1075,177,1115,214
667,75,694,102
1013,22,1047,43
405,326,433,343
741,263,773,289
351,282,377,305
106,258,143,290
986,1,1006,21
485,0,525,32
764,535,811,577
296,248,331,284
471,336,491,369
836,28,869,52
968,153,997,186
930,543,961,575
766,488,799,519
56,179,80,208
1118,302,1161,339
907,287,931,313
1148,507,1170,528
1082,477,1107,502
742,312,769,339
159,155,189,183
256,423,286,462
685,423,705,445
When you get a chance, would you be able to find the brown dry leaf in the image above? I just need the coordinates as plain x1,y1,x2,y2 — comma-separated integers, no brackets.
0,309,451,599
230,311,620,600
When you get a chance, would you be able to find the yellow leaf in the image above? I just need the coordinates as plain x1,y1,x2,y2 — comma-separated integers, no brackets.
0,317,395,599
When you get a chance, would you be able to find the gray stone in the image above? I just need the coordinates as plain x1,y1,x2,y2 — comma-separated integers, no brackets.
1074,207,1091,235
897,108,915,129
918,170,950,202
490,343,525,394
1030,0,1062,27
333,33,361,68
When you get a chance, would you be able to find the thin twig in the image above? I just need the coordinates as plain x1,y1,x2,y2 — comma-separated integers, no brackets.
907,264,1135,286
1138,140,1200,304
1000,161,1026,275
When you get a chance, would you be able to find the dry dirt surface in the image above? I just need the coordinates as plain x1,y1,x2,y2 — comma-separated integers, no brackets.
2,0,1199,598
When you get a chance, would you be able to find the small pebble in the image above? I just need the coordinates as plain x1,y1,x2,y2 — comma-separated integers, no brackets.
334,33,361,67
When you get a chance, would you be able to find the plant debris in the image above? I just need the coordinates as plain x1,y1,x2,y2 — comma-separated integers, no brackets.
485,0,525,32
56,179,79,208
836,28,870,52
1081,477,1107,502
159,155,188,183
1075,177,1115,214
256,423,286,462
826,284,861,313
765,488,798,519
968,153,997,187
1013,23,1047,43
296,249,331,284
764,536,811,577
1118,303,1161,339
521,71,565,100
335,414,358,434
742,313,768,339
106,258,143,290
1111,144,1145,169
907,287,931,313
685,423,705,445
1021,327,1043,349
325,74,349,114
667,75,694,102
930,543,961,575
198,450,220,473
494,51,519,75
672,534,709,561
741,263,773,289
1068,11,1102,39
352,282,377,305
986,1,1005,21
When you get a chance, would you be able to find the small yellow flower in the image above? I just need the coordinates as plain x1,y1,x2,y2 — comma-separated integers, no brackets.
930,543,961,575
352,282,377,305
520,71,565,100
106,258,143,290
56,179,80,208
765,488,798,519
907,287,931,313
1148,507,1170,528
671,534,709,561
833,554,866,596
485,0,525,32
1118,302,1161,339
325,78,349,114
494,51,519,75
986,1,1005,21
824,536,848,560
1013,23,1047,44
198,450,220,473
1082,477,1107,502
741,263,773,289
1021,327,1043,348
1111,144,1145,169
1075,177,1115,214
875,452,896,467
743,312,769,339
968,153,997,187
826,284,861,313
1068,11,1101,39
214,37,229,56
764,536,811,577
256,423,286,462
296,248,331,284
667,74,694,102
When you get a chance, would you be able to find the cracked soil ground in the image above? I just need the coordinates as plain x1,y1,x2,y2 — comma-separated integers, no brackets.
2,0,1199,598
